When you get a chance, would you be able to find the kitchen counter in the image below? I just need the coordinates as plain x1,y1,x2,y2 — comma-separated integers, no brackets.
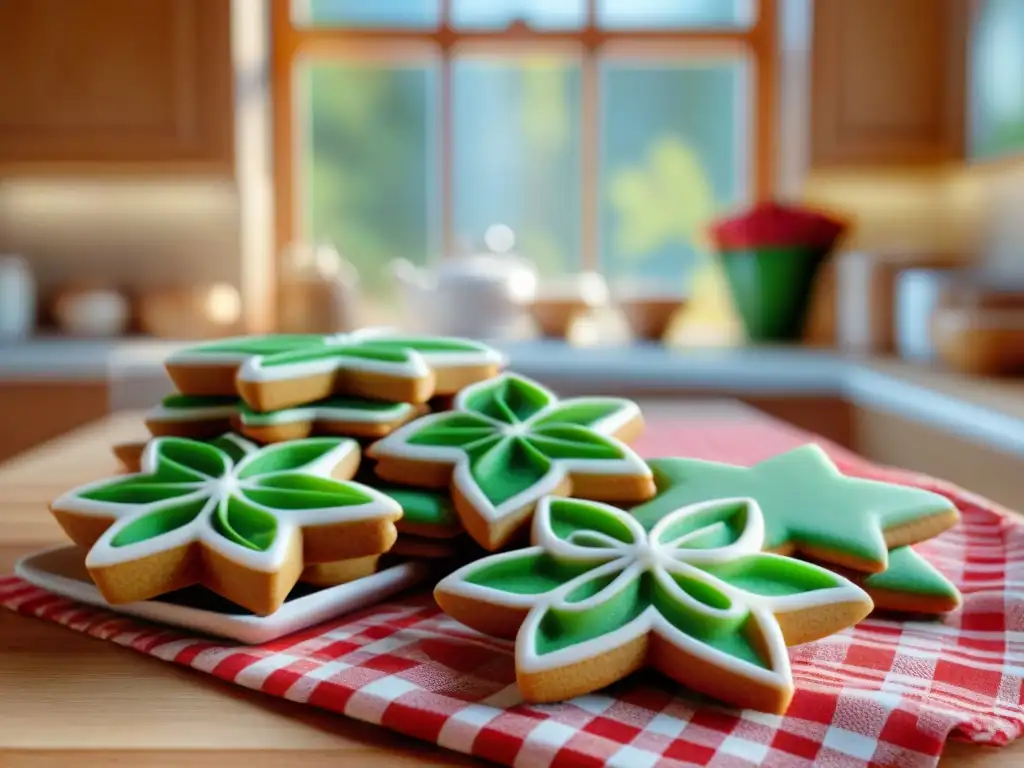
3,337,1024,458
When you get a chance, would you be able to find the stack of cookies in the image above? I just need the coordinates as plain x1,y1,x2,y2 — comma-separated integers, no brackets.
46,328,963,714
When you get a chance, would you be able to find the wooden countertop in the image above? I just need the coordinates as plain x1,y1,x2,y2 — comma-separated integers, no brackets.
0,407,1016,767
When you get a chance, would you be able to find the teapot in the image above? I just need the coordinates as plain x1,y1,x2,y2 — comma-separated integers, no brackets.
391,225,537,338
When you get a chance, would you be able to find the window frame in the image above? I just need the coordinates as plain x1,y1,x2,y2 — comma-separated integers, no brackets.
269,0,778,324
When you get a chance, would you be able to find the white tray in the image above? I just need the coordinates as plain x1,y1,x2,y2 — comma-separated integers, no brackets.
15,546,436,645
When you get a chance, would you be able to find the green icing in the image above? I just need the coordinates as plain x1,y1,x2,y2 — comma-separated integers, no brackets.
467,550,593,594
548,497,636,546
236,438,343,478
703,554,845,597
250,333,499,369
352,465,459,531
461,375,553,422
633,446,958,569
161,394,240,410
237,396,405,420
535,571,647,655
862,546,959,598
177,334,323,358
533,399,633,430
259,342,414,368
469,437,552,506
69,435,380,550
111,496,208,547
361,336,494,355
212,495,278,551
377,486,457,528
396,374,638,513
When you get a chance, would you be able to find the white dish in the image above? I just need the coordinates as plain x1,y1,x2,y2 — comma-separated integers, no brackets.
15,546,436,645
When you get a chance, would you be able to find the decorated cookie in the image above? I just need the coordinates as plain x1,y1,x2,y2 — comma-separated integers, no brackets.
164,329,507,410
366,373,654,550
113,441,147,473
843,546,961,614
631,447,960,574
435,496,872,712
50,434,403,615
300,555,382,587
236,397,426,442
146,394,240,439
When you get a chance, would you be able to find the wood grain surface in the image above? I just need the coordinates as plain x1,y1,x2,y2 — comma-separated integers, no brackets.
0,408,1018,766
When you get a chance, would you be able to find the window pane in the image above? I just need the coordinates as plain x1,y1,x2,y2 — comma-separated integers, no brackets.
600,59,748,288
599,0,754,29
296,0,439,28
453,56,582,276
451,0,585,30
970,0,1024,158
301,62,438,300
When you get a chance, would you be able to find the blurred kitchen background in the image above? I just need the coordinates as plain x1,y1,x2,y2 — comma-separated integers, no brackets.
2,0,1024,490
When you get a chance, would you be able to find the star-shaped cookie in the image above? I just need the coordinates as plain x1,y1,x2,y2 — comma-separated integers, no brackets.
631,445,959,573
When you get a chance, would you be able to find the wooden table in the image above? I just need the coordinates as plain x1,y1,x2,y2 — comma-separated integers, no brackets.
0,405,1015,766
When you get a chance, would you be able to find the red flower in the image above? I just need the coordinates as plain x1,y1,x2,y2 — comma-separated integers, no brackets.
708,201,848,251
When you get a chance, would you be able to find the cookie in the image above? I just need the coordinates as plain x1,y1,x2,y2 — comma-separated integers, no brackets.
165,329,507,410
300,555,381,587
632,446,960,574
113,441,147,472
367,373,654,551
237,398,427,442
146,394,240,438
841,546,961,614
435,496,872,712
50,434,403,615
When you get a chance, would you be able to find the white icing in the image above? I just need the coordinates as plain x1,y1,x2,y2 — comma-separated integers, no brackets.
239,401,415,427
369,373,653,529
54,436,402,574
434,496,870,692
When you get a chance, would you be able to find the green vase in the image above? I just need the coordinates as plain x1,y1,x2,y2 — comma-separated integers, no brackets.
717,245,829,342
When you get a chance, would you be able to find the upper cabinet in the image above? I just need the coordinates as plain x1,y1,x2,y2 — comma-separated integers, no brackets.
969,0,1024,159
0,0,233,173
811,0,968,167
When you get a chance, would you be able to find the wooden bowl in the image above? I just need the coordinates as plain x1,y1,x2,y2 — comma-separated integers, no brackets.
139,284,243,340
619,297,688,341
933,306,1024,376
528,298,590,338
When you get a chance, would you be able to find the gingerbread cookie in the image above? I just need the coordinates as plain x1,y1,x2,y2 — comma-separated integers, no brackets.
632,446,960,574
50,434,402,615
300,555,382,587
146,394,240,439
165,329,506,410
435,496,872,712
367,373,654,550
845,546,961,614
237,397,426,442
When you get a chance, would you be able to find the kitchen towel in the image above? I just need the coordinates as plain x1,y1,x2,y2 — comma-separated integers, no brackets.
4,416,1023,767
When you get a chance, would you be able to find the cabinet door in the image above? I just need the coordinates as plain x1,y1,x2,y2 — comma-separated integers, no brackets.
811,0,968,166
0,0,233,172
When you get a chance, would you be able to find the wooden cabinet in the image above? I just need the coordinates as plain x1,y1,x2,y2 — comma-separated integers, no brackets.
811,0,968,167
0,0,233,173
0,381,109,464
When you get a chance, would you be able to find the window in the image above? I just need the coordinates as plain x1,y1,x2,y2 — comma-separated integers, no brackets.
272,0,777,327
970,0,1024,159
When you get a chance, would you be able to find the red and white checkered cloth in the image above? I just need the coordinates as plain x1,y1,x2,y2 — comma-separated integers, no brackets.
5,417,1024,767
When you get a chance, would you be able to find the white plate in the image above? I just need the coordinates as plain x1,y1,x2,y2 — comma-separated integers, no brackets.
15,546,436,645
